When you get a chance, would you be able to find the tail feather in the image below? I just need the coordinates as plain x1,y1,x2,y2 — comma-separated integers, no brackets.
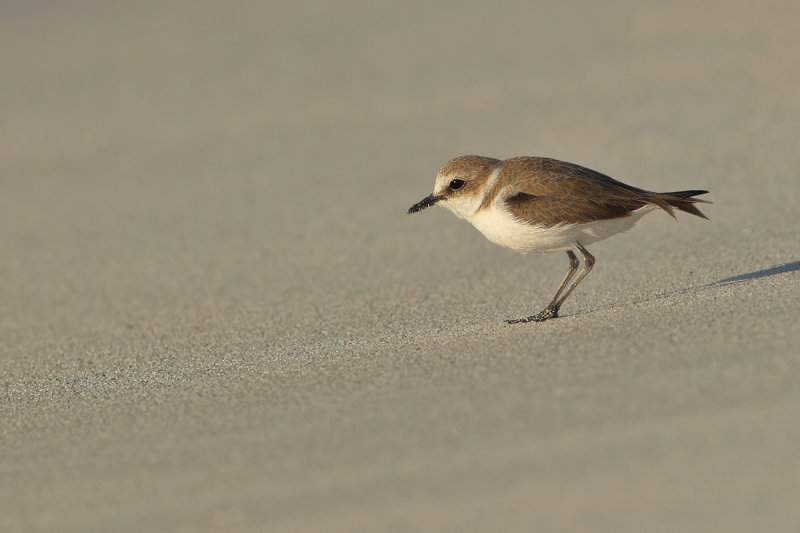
652,190,710,220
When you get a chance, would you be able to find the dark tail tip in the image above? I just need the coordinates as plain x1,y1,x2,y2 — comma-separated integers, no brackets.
659,190,711,220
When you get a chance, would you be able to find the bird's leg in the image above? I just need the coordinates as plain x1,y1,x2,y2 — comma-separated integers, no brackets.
506,250,580,324
549,242,595,313
548,250,580,308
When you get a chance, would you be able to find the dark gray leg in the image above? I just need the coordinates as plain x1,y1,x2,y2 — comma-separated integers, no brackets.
506,242,594,324
551,243,594,311
506,249,583,324
548,250,580,308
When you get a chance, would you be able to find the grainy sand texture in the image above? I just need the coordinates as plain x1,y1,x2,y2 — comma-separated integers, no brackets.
2,1,799,531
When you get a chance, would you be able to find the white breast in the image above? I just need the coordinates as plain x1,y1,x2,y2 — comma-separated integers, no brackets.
468,204,656,253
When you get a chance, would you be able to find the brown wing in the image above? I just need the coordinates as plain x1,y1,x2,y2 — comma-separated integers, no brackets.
496,157,654,227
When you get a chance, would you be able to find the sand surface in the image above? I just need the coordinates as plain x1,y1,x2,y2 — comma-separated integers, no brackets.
2,1,799,531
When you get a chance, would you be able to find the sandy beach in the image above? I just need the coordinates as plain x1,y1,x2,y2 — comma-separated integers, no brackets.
2,1,799,531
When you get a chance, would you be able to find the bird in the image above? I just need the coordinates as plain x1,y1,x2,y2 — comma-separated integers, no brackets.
407,155,710,323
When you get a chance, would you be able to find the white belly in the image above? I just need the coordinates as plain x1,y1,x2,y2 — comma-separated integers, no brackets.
468,206,656,252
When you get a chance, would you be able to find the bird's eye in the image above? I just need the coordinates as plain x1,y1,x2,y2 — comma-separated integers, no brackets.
449,179,465,190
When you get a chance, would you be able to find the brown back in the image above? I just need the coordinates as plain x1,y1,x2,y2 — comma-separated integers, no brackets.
488,157,708,226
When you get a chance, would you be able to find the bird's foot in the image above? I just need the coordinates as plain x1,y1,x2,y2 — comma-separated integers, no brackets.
506,306,559,324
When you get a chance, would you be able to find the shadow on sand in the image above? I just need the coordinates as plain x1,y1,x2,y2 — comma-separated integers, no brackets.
713,260,800,285
565,260,800,319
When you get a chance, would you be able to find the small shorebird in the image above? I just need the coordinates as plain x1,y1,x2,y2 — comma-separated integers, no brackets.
408,155,710,323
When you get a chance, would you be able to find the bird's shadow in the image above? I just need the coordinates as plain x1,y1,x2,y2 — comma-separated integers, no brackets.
569,260,800,317
713,260,800,284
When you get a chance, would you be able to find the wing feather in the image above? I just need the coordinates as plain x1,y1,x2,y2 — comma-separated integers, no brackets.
496,158,651,226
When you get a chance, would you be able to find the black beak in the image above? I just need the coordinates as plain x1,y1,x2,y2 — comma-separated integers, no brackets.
407,194,445,214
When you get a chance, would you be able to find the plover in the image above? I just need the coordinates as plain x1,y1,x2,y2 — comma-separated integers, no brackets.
408,155,710,323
